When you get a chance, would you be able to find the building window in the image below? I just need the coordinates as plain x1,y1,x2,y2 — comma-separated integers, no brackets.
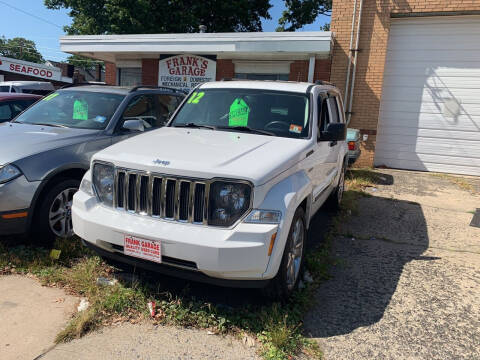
118,67,141,86
235,73,289,81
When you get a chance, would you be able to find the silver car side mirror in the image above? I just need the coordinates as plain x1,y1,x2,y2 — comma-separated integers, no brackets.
122,119,144,132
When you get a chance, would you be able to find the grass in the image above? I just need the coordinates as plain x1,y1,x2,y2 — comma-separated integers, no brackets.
431,172,475,192
0,174,370,359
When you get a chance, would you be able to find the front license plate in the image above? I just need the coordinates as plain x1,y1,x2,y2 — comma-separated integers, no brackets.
124,235,161,263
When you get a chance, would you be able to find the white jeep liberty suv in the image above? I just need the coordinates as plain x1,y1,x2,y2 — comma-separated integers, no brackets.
72,80,347,298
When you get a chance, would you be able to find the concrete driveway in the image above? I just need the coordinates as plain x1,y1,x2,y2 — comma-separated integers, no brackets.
305,169,480,359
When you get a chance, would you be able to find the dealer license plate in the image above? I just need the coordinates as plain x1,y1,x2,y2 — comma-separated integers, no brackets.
124,235,161,263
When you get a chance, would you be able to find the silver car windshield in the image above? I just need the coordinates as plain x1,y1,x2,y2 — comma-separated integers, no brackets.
171,88,310,139
13,90,125,130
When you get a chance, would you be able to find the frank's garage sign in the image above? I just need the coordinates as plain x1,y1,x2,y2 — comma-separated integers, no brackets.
0,56,62,81
159,54,216,92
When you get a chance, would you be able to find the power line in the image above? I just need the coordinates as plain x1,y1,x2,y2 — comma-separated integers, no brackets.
0,0,63,29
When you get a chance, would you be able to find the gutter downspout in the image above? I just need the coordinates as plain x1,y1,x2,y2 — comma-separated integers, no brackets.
308,55,316,83
347,0,364,125
344,0,358,107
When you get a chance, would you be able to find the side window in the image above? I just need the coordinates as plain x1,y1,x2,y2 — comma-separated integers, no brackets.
155,95,179,126
0,103,12,121
327,97,340,123
335,96,345,123
318,97,330,137
121,95,159,130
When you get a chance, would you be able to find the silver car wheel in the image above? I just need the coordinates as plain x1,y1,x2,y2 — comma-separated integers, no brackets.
49,188,77,238
286,217,304,290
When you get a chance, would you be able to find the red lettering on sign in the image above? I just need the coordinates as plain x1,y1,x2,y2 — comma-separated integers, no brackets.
9,64,14,71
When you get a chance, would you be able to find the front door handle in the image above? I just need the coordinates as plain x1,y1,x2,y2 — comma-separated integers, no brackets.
329,141,337,147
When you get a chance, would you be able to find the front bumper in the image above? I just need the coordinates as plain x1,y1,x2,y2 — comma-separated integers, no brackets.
72,190,279,283
0,175,40,235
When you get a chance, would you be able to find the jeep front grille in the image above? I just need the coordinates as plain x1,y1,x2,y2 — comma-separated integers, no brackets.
114,169,209,224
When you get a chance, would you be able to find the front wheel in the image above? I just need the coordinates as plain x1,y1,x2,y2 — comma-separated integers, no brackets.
263,207,306,300
35,178,80,244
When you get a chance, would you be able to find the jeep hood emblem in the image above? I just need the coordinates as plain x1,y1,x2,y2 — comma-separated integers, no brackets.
153,159,170,166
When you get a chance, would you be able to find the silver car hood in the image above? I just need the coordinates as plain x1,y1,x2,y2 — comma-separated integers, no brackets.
0,122,101,165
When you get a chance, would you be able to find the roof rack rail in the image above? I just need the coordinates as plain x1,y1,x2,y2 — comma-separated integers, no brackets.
314,80,335,86
60,82,109,89
129,85,187,94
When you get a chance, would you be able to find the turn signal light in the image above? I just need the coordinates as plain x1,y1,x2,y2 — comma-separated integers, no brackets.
348,141,355,151
268,233,277,256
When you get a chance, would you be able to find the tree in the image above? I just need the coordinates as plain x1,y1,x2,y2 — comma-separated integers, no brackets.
44,0,272,34
67,54,103,72
0,36,45,63
277,0,331,31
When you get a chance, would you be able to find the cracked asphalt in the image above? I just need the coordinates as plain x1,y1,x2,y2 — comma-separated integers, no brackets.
304,169,480,360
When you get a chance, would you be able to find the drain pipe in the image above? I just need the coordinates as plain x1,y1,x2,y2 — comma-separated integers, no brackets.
347,0,364,125
344,0,358,108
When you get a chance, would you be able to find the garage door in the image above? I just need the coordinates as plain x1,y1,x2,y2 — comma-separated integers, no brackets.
375,16,480,176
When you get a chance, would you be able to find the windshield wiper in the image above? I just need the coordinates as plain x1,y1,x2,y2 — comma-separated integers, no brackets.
217,126,275,136
32,123,69,128
173,123,216,130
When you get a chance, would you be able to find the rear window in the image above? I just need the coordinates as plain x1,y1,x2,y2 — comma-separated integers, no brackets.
0,86,10,92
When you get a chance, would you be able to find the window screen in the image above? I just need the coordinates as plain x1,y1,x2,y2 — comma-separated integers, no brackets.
118,67,142,86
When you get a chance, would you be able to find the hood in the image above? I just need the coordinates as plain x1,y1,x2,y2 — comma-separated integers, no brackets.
94,127,311,185
0,122,101,165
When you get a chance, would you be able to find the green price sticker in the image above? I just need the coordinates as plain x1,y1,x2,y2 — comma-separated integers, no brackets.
187,91,205,104
229,98,250,127
43,93,59,101
73,99,88,120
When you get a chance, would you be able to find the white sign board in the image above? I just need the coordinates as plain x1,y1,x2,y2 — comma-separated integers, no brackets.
158,54,216,92
0,56,62,81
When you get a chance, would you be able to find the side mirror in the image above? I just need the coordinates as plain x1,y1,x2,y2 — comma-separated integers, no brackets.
320,123,346,141
122,119,144,132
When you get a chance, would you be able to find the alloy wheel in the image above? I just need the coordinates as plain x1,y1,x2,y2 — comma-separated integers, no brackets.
286,217,305,290
48,187,77,238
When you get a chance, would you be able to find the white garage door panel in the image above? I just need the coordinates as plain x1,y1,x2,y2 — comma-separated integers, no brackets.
377,127,480,141
375,16,480,176
378,116,480,132
376,138,480,157
375,151,480,168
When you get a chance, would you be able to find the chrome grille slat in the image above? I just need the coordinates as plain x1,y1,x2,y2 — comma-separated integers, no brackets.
113,169,210,225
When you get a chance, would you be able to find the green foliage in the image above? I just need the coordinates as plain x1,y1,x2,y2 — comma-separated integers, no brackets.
0,36,45,63
277,0,332,31
44,0,272,34
67,54,103,72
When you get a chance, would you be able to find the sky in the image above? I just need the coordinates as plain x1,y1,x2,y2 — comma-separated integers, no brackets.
0,0,329,63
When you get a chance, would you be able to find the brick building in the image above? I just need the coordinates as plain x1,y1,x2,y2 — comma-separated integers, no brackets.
331,0,480,175
60,32,332,90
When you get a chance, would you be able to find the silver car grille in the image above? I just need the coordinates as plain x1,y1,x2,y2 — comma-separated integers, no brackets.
114,169,209,224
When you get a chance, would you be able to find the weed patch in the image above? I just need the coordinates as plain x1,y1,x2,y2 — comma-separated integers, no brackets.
0,198,356,359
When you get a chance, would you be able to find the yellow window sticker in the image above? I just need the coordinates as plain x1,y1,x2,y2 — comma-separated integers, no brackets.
229,98,250,127
43,93,59,101
73,99,88,120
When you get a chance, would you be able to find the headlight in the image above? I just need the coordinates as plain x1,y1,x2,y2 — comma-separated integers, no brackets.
0,164,22,184
245,210,282,224
92,162,114,207
208,181,252,227
79,171,94,196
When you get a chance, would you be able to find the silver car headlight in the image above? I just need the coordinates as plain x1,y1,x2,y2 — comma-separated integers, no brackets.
79,171,94,197
208,181,252,227
0,164,22,184
92,162,114,207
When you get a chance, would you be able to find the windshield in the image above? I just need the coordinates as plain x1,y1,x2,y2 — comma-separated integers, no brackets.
170,88,310,139
13,90,125,130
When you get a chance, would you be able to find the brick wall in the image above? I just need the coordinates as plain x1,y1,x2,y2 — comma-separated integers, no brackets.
105,62,116,85
142,59,159,86
331,0,480,167
216,59,235,80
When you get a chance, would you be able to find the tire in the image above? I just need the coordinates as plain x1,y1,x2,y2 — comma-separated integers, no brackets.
34,178,80,245
262,207,307,301
325,160,346,211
